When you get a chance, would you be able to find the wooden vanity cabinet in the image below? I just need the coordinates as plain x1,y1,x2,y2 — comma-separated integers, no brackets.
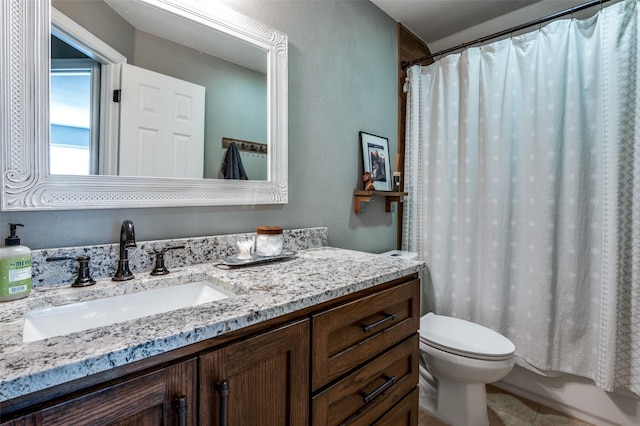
2,317,309,426
2,358,198,426
1,274,419,426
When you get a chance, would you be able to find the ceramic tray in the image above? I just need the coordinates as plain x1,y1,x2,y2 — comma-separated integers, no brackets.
221,251,297,267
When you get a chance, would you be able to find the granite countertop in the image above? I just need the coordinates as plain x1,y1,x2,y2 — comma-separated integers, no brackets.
0,247,424,403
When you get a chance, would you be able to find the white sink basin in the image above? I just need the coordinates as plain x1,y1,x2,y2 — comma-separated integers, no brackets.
23,281,234,342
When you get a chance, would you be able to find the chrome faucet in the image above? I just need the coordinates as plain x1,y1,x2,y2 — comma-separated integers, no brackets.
113,219,136,281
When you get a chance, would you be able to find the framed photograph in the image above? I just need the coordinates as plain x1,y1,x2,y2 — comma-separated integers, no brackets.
360,131,391,191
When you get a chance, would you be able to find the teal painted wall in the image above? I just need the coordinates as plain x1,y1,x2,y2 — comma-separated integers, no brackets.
1,0,400,254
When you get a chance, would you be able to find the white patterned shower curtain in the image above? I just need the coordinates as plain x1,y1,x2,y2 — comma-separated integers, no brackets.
403,0,639,394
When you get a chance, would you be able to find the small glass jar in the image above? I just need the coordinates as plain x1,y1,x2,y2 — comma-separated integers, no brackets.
255,226,283,257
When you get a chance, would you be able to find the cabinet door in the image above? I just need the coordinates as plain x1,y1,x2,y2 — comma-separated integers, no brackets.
199,319,310,426
2,359,197,426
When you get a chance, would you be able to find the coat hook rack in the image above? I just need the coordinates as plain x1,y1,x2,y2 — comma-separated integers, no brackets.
222,137,267,154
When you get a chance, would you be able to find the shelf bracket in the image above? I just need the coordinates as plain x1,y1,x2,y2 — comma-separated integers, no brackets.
385,196,402,213
355,194,374,214
353,190,407,214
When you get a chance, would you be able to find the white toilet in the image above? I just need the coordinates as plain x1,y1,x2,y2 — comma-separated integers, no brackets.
379,250,515,425
418,313,515,426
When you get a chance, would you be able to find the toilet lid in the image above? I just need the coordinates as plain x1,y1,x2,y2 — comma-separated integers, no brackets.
420,313,515,361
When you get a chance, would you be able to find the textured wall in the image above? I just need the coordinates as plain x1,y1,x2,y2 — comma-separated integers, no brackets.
1,0,399,254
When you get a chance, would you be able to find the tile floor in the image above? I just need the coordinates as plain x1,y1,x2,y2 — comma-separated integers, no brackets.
418,385,595,425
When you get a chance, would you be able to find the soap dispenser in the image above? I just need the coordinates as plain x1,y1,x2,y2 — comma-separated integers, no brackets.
0,223,32,302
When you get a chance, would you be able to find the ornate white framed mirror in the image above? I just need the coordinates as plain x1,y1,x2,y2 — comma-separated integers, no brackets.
1,0,288,210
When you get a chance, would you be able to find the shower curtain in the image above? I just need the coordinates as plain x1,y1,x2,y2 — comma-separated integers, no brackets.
403,0,639,395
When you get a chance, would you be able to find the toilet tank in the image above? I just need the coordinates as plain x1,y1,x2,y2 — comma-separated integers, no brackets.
380,250,418,260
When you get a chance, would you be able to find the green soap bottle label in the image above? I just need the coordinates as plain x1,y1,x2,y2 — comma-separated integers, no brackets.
0,256,32,297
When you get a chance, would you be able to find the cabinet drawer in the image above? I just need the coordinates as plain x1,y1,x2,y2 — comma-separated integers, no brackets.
312,334,419,426
312,279,419,390
372,387,419,426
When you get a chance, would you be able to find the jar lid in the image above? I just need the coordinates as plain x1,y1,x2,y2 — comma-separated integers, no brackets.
256,226,283,235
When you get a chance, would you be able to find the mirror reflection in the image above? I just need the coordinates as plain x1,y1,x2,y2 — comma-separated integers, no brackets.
51,0,268,180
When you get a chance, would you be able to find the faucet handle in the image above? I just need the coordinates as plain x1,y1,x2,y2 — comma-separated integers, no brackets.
46,255,96,287
150,245,185,276
73,256,96,287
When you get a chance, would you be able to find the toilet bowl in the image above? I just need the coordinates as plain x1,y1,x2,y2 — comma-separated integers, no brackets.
419,313,515,426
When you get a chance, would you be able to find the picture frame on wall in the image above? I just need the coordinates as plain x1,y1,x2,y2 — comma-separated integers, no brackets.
360,131,391,191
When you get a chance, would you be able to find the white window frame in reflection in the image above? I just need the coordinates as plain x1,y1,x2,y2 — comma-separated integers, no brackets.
50,59,100,175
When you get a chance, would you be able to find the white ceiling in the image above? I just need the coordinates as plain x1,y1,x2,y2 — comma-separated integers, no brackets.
371,0,601,54
104,0,267,72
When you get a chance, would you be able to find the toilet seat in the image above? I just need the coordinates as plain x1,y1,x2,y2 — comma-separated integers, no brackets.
420,313,515,361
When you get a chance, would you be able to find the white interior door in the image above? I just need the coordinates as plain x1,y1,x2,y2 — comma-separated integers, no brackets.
119,63,205,178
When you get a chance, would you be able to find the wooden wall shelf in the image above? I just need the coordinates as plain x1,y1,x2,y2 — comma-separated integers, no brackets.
353,190,408,214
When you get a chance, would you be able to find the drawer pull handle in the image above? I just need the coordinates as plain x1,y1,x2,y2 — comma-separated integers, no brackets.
362,313,397,332
216,379,230,426
361,375,397,404
175,395,187,426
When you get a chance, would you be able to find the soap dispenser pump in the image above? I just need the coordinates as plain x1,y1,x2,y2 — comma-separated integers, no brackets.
0,223,32,302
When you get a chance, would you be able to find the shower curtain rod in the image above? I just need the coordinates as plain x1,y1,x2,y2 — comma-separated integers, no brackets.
401,0,612,69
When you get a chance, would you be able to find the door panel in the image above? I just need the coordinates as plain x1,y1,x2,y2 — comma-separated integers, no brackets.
119,63,205,178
